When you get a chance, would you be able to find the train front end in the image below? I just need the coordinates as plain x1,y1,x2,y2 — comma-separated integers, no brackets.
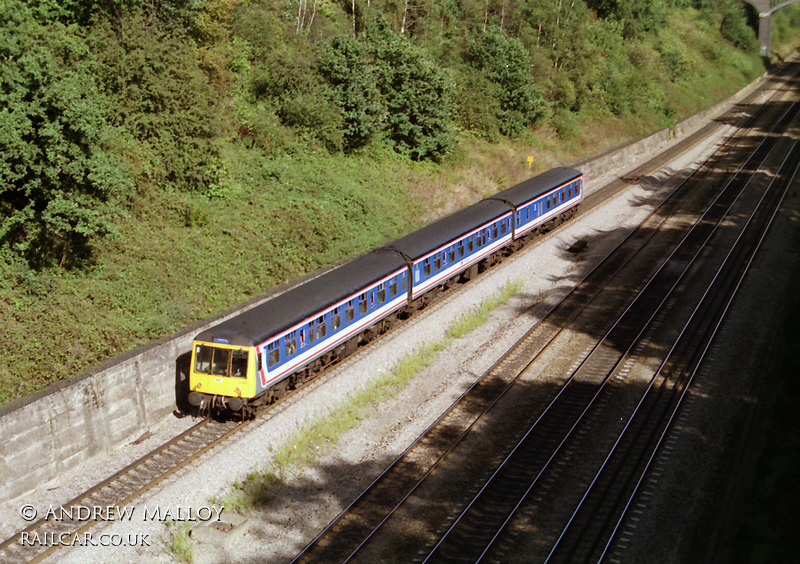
188,338,257,414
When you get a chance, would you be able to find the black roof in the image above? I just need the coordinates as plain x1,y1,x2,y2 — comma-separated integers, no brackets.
383,199,512,261
195,250,407,346
489,167,582,207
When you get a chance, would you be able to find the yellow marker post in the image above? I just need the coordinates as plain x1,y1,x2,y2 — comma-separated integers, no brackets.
527,156,534,168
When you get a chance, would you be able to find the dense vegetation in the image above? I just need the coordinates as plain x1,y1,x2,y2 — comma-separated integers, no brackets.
1,0,798,405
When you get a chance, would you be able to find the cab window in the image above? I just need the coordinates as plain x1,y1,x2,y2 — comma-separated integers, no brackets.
231,350,248,378
194,345,213,374
212,348,230,376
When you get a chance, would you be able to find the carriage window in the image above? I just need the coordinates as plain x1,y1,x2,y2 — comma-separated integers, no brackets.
434,256,441,271
378,285,386,303
268,342,280,367
402,275,407,291
359,294,368,314
346,300,355,322
458,242,465,258
424,260,431,277
285,336,296,357
501,221,507,234
390,279,398,297
316,316,327,338
449,249,455,263
231,350,248,378
308,326,316,344
332,310,341,330
467,239,474,253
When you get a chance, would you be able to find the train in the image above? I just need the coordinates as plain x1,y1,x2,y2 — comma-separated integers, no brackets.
187,167,584,416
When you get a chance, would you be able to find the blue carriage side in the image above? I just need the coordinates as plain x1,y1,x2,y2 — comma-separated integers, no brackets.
384,200,514,300
490,166,583,239
254,252,409,394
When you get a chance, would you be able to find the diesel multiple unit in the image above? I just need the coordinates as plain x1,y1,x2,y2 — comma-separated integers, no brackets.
188,167,584,415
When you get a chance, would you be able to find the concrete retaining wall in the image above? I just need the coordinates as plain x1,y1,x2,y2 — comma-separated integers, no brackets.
0,330,186,502
0,287,291,503
0,75,767,504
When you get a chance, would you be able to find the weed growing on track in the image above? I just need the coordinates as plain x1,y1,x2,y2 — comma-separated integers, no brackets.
220,279,522,510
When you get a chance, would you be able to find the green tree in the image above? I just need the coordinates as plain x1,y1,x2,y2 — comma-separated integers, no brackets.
720,2,759,53
319,17,453,160
319,36,384,150
588,0,666,39
88,16,223,194
467,26,547,136
0,1,129,269
368,20,454,160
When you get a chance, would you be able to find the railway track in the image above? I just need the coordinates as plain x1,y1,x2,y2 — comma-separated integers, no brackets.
430,102,800,564
0,418,246,564
545,138,800,564
293,63,800,563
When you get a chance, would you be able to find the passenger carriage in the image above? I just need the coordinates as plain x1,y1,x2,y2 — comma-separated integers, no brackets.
490,167,583,241
187,167,584,415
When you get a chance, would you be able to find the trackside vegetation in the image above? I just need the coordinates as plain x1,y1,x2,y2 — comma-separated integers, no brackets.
1,1,800,406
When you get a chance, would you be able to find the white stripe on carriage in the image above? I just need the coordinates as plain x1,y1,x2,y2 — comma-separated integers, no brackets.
259,294,407,387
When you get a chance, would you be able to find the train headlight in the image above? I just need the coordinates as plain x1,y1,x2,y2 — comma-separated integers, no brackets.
196,382,202,389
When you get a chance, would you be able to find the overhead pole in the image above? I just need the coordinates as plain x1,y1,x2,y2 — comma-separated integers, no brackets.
759,9,772,55
744,0,800,56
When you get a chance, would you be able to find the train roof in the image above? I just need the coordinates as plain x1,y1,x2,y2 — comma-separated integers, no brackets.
195,250,407,347
489,167,582,207
383,199,512,261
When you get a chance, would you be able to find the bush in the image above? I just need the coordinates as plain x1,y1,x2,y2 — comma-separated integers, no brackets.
88,16,223,193
318,36,384,150
0,1,129,269
720,4,760,54
319,17,454,161
450,66,503,140
467,27,548,136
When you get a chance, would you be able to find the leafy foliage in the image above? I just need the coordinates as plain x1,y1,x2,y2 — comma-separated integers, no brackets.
319,17,454,160
0,0,790,407
467,27,548,136
588,0,667,39
0,1,129,269
88,15,223,194
720,2,759,54
318,36,383,150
